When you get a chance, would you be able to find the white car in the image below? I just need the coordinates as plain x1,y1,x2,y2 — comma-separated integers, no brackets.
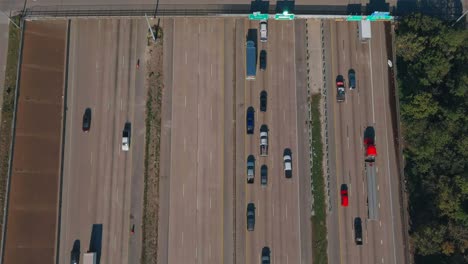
260,20,268,42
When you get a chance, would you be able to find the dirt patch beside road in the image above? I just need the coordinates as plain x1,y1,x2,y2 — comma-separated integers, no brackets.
142,27,164,264
2,20,67,264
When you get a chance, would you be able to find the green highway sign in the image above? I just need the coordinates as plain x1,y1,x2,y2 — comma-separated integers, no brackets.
367,15,393,21
249,12,269,20
274,13,295,20
346,16,364,21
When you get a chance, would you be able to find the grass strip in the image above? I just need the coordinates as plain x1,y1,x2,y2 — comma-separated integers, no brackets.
310,94,328,264
0,16,21,247
141,36,163,264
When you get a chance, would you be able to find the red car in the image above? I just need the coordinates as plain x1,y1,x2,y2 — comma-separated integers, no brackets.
341,184,349,207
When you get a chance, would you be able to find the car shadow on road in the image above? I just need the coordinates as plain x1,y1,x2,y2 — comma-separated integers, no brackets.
89,224,103,264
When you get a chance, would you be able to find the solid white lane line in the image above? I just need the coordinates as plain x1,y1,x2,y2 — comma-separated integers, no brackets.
368,41,376,123
285,204,288,220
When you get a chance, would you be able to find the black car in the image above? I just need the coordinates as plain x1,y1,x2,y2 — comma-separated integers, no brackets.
82,108,92,132
348,69,356,90
261,247,271,264
260,90,267,112
246,107,255,134
261,165,268,186
247,203,255,231
70,240,80,264
260,50,267,70
354,217,363,245
247,155,255,184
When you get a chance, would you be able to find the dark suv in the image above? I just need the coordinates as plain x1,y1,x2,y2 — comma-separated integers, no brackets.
348,69,356,90
247,203,255,231
246,106,255,134
82,108,92,132
260,90,267,112
354,217,363,245
261,165,268,186
261,247,270,264
260,50,267,70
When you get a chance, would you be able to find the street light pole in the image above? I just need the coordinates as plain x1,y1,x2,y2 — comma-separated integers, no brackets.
0,10,20,29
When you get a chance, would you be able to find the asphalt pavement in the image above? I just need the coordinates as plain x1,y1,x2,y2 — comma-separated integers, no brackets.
58,18,147,264
325,20,405,264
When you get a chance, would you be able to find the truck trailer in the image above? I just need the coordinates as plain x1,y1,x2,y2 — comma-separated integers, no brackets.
246,40,256,80
364,126,378,220
83,252,96,264
359,20,371,41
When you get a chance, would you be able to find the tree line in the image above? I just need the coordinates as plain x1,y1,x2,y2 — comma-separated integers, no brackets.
396,14,468,263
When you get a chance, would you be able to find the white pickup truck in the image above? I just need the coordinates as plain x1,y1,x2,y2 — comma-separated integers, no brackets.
122,123,131,151
260,125,268,156
260,20,268,42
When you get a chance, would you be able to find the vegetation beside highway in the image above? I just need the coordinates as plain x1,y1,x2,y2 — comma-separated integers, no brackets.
142,31,164,264
396,14,468,263
0,16,20,247
310,94,328,264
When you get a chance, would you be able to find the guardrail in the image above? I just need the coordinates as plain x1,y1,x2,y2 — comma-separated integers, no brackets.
22,4,357,18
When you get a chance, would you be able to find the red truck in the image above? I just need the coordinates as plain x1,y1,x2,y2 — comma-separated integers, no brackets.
364,126,377,162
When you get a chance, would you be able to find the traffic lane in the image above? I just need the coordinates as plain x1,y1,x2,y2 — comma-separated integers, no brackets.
197,18,224,263
105,19,138,263
127,18,148,264
322,19,342,264
338,20,371,264
329,20,351,264
167,18,199,263
234,17,246,264
294,18,313,264
158,17,174,264
60,19,124,264
263,18,284,264
282,20,302,264
59,19,100,264
370,22,405,264
274,20,300,264
368,21,390,264
222,17,236,264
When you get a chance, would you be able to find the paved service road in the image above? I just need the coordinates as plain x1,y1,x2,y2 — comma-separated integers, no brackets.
325,20,405,264
59,19,146,264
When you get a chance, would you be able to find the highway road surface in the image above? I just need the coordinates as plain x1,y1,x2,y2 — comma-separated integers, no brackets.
237,18,312,264
59,18,147,264
158,17,313,264
325,20,406,264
